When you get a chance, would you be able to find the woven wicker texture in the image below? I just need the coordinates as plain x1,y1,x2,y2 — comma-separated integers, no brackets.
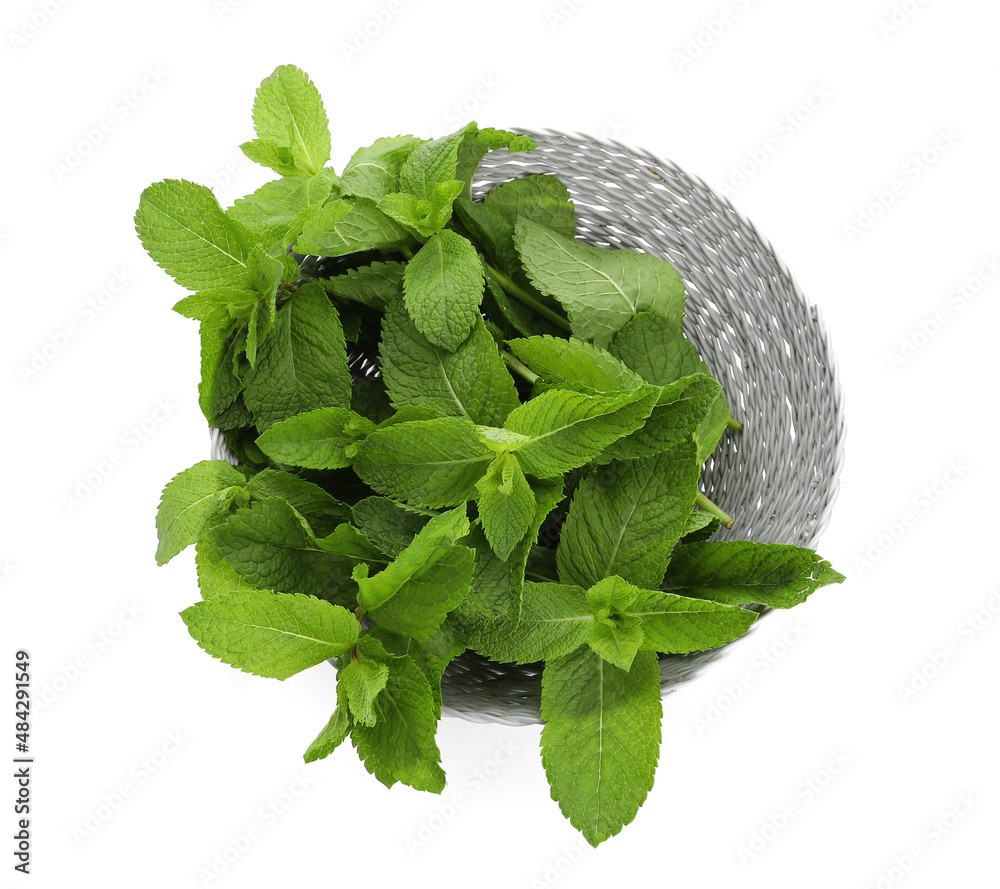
211,130,845,727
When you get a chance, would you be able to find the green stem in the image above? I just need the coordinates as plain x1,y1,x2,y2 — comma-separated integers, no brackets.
398,243,415,260
695,491,734,529
501,350,539,384
485,264,572,333
726,416,743,432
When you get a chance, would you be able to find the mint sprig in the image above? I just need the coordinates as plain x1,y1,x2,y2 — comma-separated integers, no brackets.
142,64,845,847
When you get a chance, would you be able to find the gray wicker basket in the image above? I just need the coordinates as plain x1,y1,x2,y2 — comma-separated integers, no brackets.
211,130,845,727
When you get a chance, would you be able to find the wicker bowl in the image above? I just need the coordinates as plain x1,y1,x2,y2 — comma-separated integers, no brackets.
212,129,845,727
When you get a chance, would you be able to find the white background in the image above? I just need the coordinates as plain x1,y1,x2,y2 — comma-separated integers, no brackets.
2,0,997,886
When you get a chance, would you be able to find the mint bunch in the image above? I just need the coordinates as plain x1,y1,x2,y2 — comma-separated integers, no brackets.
140,65,844,847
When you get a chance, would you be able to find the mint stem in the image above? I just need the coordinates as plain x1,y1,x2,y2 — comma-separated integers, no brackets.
501,350,540,384
695,491,734,529
726,417,743,432
485,264,572,333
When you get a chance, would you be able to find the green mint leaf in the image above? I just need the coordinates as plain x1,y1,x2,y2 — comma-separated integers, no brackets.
243,282,352,430
361,545,473,642
475,452,536,561
587,615,644,671
540,646,662,847
240,139,299,177
399,122,476,202
180,588,358,679
338,652,390,727
349,637,446,792
172,287,258,323
665,542,846,608
504,387,658,478
585,574,642,617
454,477,564,622
380,300,518,427
212,498,366,606
228,172,336,254
507,335,645,394
622,585,759,653
514,218,685,347
135,179,255,291
244,468,352,537
353,417,494,508
321,260,405,310
295,198,415,257
155,460,249,565
351,497,432,559
355,507,472,640
680,508,721,543
451,195,519,270
403,229,486,352
484,174,576,237
355,507,470,610
366,623,466,715
378,179,464,237
195,533,270,600
609,311,710,385
557,442,700,590
303,686,352,763
458,581,592,664
247,65,330,176
340,135,422,202
256,407,376,470
600,375,723,463
455,127,536,198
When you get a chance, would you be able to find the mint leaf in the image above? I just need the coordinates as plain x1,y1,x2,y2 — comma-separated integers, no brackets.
295,198,415,257
381,301,518,427
211,498,369,606
355,507,472,640
240,140,299,177
507,335,645,394
587,616,643,671
455,127,536,198
680,508,721,543
135,179,255,291
378,180,464,237
195,533,269,599
367,623,465,714
399,123,475,203
475,452,536,561
304,685,352,763
458,581,592,664
600,375,723,463
243,282,352,430
360,546,473,642
514,218,685,347
245,65,330,176
244,468,352,537
340,135,422,202
338,653,390,727
485,174,576,237
455,476,564,622
180,588,358,679
351,497,432,559
256,407,376,469
504,387,658,478
664,542,846,608
155,460,249,565
403,229,485,352
349,637,446,792
623,586,759,653
609,311,710,385
540,646,662,847
353,417,494,508
557,442,700,590
355,507,469,609
322,260,405,310
228,172,336,254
